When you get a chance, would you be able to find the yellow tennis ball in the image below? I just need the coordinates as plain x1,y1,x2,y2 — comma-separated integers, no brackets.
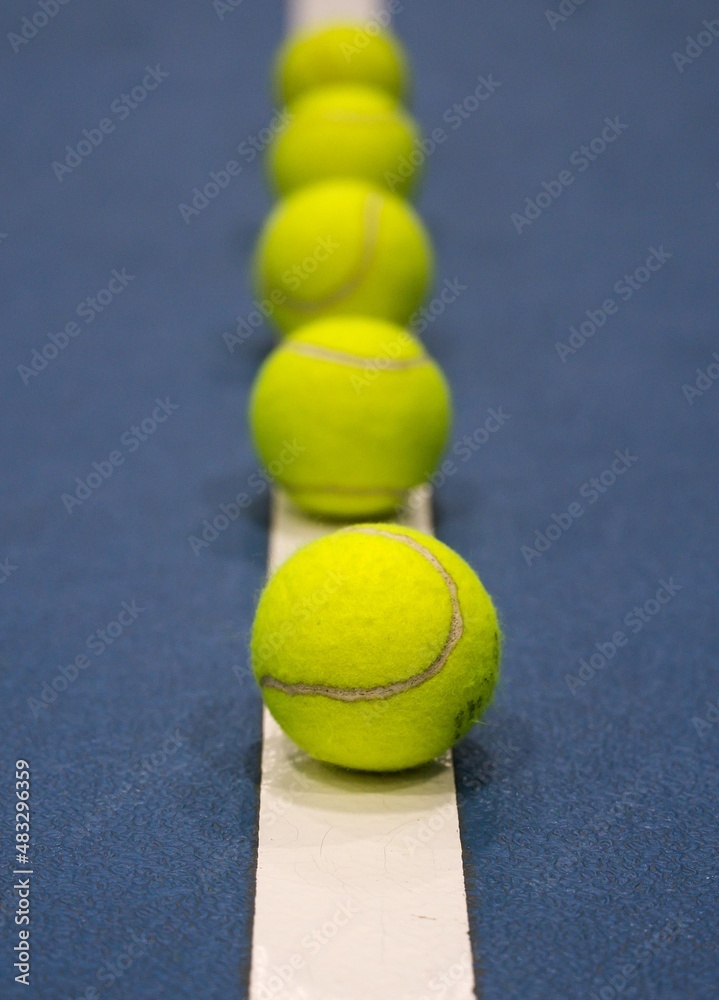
248,316,451,519
252,179,433,334
251,524,501,772
274,22,410,106
268,84,421,197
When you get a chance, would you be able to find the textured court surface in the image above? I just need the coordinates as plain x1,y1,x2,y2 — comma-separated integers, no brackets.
2,1,718,997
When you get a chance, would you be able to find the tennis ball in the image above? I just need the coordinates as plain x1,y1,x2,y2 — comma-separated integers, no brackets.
253,179,433,334
248,317,451,519
251,524,501,772
274,22,410,106
268,84,421,197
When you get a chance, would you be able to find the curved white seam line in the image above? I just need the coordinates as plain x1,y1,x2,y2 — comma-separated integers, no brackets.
260,528,463,701
283,192,383,312
283,341,428,370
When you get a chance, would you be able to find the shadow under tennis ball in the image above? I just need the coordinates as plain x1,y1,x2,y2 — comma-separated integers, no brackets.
259,735,453,816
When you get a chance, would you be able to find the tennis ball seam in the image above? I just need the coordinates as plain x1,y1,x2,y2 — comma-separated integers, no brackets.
282,191,383,313
284,341,429,370
259,527,463,702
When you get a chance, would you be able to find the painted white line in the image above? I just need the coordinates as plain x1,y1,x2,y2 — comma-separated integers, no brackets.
287,0,384,32
249,489,475,1000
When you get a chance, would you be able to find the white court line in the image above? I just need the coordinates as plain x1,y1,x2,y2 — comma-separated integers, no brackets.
249,2,476,997
248,492,476,1000
286,0,385,31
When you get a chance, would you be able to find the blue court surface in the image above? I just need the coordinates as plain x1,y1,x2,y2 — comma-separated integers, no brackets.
2,0,718,997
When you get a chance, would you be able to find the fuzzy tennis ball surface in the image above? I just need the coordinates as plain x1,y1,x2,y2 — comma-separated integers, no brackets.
248,317,451,519
274,22,410,106
268,84,421,197
253,179,433,334
251,524,501,772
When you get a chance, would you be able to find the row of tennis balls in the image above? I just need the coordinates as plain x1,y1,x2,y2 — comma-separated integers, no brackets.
248,25,500,773
252,29,440,515
270,21,419,196
257,25,432,334
269,17,420,198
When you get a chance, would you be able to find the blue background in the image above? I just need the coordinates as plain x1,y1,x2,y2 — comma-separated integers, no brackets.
2,0,718,997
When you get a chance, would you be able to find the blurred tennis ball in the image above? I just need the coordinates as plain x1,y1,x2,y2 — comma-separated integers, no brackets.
268,84,421,197
248,316,451,518
252,178,433,334
274,22,410,105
